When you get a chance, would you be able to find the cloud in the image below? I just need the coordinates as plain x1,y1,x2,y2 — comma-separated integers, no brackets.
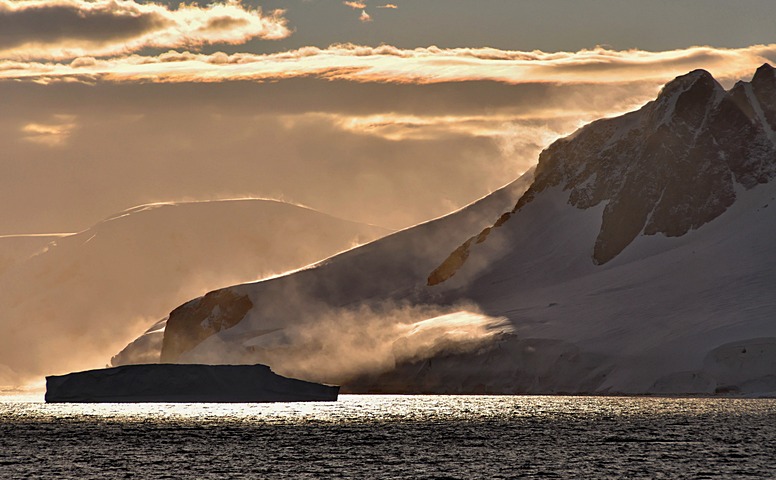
343,1,366,8
323,112,574,145
1,44,772,238
359,10,372,22
1,43,774,88
377,4,398,8
2,41,769,236
0,0,291,60
20,114,77,147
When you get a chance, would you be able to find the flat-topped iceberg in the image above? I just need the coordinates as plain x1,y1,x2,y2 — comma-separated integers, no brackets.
45,363,339,403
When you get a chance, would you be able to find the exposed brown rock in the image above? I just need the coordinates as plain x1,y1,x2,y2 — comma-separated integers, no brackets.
160,289,253,362
427,238,473,286
427,214,506,286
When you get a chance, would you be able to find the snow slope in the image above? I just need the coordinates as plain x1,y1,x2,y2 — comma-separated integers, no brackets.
0,199,388,387
414,181,776,394
161,64,776,395
158,173,534,367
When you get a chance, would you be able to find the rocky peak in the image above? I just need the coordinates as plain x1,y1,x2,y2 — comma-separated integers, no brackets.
751,63,775,91
647,69,723,133
531,66,775,264
749,63,776,136
428,66,776,284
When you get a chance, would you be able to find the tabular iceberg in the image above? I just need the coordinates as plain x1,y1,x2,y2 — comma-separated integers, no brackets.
45,363,339,403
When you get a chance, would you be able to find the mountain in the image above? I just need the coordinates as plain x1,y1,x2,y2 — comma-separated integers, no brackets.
0,199,389,387
417,63,776,394
155,174,534,365
148,64,776,395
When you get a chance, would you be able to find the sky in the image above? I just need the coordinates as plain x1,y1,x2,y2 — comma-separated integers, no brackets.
1,0,775,235
241,0,776,53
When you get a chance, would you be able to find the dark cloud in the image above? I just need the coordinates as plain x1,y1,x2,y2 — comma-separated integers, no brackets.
0,0,290,60
0,2,169,48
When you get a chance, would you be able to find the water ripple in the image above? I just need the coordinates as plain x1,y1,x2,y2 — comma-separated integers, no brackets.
1,394,775,479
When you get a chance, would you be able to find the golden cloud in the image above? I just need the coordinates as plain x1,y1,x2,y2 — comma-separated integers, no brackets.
20,114,77,147
0,0,290,60
319,112,574,143
1,43,773,87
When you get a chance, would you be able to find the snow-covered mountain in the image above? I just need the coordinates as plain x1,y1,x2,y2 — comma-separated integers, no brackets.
0,199,388,387
158,174,534,364
414,63,776,394
151,64,776,395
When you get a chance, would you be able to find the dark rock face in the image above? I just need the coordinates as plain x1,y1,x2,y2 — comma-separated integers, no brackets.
427,65,776,282
160,290,253,363
525,66,776,264
751,63,776,130
430,65,776,275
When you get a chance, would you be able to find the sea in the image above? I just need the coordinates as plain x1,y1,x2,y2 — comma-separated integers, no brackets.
1,394,775,479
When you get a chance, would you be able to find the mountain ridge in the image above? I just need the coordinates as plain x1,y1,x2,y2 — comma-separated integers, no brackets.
127,65,776,395
429,64,776,284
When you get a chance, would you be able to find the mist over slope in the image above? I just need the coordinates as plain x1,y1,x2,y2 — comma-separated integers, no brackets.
141,65,775,395
0,199,388,387
155,174,534,362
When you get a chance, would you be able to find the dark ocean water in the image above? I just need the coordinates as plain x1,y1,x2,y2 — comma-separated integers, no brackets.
1,394,775,479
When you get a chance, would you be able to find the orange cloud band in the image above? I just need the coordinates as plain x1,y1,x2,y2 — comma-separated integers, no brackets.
0,0,290,60
343,1,367,9
2,43,774,87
